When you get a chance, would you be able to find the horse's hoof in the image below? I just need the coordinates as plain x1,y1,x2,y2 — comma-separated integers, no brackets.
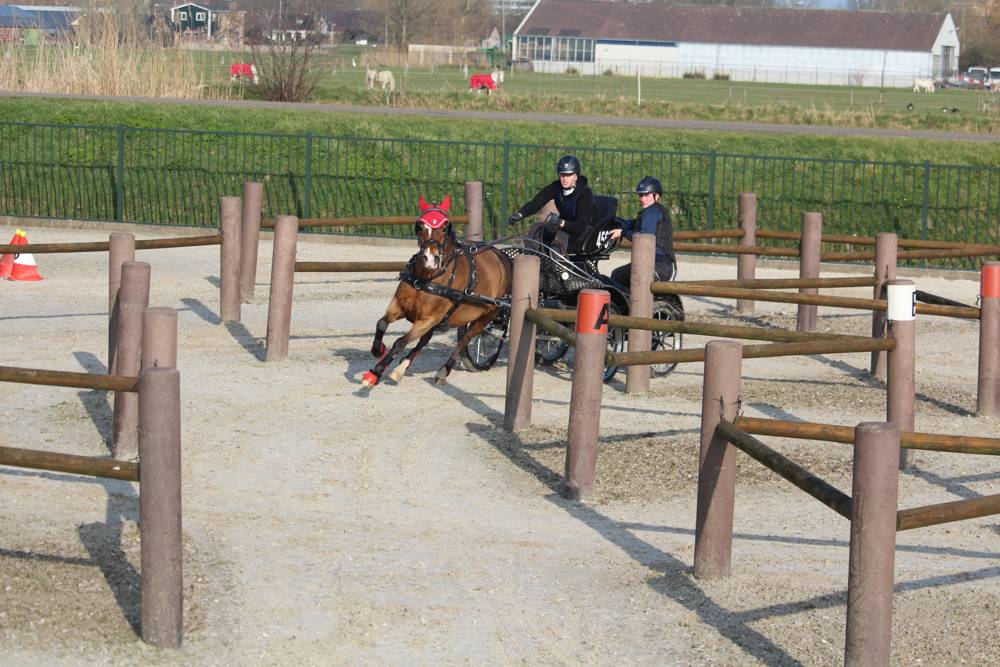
362,370,379,387
434,370,448,385
388,365,407,383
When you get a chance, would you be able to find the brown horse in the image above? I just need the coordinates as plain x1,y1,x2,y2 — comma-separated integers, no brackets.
362,195,512,387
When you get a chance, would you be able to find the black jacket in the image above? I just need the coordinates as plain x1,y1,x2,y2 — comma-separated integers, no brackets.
517,175,594,245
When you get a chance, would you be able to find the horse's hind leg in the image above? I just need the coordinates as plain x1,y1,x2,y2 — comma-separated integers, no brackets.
434,310,494,385
388,329,433,383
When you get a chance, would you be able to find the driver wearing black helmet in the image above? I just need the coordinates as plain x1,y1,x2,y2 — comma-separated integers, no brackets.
610,176,675,286
508,155,594,254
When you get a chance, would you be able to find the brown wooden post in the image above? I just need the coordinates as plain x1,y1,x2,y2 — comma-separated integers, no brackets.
886,279,916,469
142,308,178,372
464,180,484,242
797,212,822,332
265,215,299,362
240,181,264,303
694,340,742,579
108,232,135,371
736,193,757,314
844,421,899,667
626,232,655,393
112,261,150,460
220,196,242,323
870,232,898,379
978,263,1000,416
504,254,540,432
138,366,183,649
562,289,610,500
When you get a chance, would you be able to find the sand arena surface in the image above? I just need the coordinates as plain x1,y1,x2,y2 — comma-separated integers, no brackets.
1,224,999,665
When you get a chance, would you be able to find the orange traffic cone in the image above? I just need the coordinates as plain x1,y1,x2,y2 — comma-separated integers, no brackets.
5,229,43,281
0,229,17,279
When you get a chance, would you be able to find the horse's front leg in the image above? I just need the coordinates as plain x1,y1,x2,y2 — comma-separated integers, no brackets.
434,309,494,385
363,318,438,388
388,329,434,383
371,298,405,358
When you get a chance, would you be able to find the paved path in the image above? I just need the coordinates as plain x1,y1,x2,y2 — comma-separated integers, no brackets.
2,91,997,143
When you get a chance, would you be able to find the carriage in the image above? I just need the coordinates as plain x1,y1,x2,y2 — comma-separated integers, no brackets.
458,195,684,381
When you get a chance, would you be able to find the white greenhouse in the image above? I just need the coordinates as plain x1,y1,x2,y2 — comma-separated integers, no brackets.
512,1,959,87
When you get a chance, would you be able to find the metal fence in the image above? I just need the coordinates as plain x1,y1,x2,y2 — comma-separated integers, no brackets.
2,121,999,257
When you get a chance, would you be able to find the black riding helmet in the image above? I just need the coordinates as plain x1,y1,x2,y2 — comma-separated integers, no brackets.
635,176,663,195
556,155,581,175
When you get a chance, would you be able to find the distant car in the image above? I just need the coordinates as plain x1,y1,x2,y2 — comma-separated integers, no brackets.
990,68,1000,91
959,67,989,88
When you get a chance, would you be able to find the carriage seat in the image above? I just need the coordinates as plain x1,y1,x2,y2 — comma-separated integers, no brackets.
568,195,621,258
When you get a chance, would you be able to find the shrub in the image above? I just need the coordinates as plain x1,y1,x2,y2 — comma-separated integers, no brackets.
683,71,706,79
566,66,579,75
603,68,614,76
713,72,730,81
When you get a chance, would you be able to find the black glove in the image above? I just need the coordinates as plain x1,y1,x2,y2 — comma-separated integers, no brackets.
508,212,523,225
543,213,562,235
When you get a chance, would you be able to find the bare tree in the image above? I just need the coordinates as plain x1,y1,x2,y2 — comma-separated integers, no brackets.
361,0,439,49
249,4,323,102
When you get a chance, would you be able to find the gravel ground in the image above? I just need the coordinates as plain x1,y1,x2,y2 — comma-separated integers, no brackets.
1,224,998,666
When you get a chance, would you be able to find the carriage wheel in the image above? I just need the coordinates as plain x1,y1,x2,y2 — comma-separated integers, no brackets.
459,313,508,372
603,302,627,383
650,296,685,378
535,300,570,366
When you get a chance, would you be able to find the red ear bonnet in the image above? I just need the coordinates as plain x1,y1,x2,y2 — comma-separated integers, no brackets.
417,195,451,229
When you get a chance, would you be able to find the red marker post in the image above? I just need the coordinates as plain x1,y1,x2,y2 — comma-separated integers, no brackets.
979,263,1000,416
562,289,610,500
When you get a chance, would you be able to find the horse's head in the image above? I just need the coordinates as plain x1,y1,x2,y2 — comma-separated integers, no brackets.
415,195,453,271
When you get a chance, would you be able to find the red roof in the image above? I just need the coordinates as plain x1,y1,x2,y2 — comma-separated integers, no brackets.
517,2,948,51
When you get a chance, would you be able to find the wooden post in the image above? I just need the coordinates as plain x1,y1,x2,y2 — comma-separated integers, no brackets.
142,308,177,372
870,233,898,379
694,340,742,579
561,289,610,500
240,181,264,303
626,232,655,393
138,367,183,649
112,261,150,460
736,193,757,314
886,279,916,469
265,216,299,362
504,255,540,432
978,263,1000,416
844,421,899,667
464,180,484,242
220,196,242,323
108,232,135,371
797,212,822,332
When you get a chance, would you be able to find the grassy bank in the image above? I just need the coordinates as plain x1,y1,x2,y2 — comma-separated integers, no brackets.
0,96,998,167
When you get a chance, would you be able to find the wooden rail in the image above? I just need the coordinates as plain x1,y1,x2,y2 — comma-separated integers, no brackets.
294,261,407,273
0,366,138,392
539,307,860,342
683,276,877,289
715,422,853,519
674,243,800,257
0,445,139,481
674,229,745,240
734,416,1000,455
650,283,981,319
610,337,895,367
823,246,1000,262
261,215,470,230
525,308,577,347
755,229,982,250
0,234,222,255
897,494,1000,531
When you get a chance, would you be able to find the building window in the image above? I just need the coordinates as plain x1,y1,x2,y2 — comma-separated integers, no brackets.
178,11,187,20
195,12,206,21
521,35,592,63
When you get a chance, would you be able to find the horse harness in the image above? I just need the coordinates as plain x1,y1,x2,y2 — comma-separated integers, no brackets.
400,241,511,329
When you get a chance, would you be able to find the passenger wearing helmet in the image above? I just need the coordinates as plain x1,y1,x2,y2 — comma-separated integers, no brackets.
508,155,594,254
610,176,675,286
